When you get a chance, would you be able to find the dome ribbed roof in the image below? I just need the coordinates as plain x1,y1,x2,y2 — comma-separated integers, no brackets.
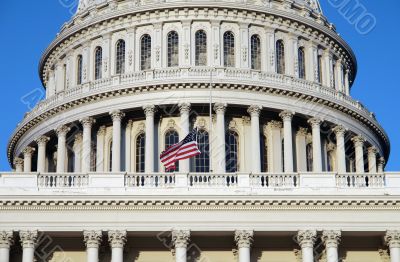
76,0,323,14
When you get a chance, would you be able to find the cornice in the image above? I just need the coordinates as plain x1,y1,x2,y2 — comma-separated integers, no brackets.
0,198,400,211
38,4,356,85
7,81,390,167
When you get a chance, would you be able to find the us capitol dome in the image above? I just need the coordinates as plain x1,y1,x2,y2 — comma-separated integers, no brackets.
1,0,399,261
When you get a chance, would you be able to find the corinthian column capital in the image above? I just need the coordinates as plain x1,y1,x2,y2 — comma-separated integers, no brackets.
178,102,191,114
23,146,35,157
279,110,295,121
351,135,365,147
172,230,190,248
332,125,347,137
307,117,323,128
20,230,38,248
297,230,317,248
234,230,254,248
385,231,400,249
13,157,24,167
143,105,157,117
35,136,50,146
321,230,341,248
80,117,96,128
213,103,227,114
55,125,71,137
247,105,262,117
0,231,14,248
110,110,125,122
108,230,127,248
368,146,378,155
83,230,102,248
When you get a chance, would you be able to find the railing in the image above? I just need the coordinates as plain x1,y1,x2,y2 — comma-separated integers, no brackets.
336,173,385,188
1,172,399,193
251,173,299,188
38,173,88,188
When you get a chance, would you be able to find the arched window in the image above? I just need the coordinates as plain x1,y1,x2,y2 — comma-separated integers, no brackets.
195,30,207,66
251,34,261,70
306,143,313,172
77,55,83,85
298,47,306,79
276,40,285,74
193,129,209,172
165,130,180,172
136,133,145,173
226,130,239,173
140,34,152,70
223,31,235,67
261,135,268,172
115,39,126,74
167,31,179,67
94,46,103,80
317,53,323,83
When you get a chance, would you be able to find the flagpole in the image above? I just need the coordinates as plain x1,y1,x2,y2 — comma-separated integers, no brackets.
209,67,213,173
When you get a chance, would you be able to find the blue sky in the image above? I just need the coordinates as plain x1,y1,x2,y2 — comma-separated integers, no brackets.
0,1,398,171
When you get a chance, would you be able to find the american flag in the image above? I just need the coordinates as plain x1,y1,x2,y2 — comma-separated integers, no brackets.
160,128,201,171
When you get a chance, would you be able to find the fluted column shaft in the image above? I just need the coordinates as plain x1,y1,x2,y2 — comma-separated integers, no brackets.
172,230,190,262
179,103,191,173
23,147,35,173
84,231,102,262
109,231,127,262
235,230,253,262
110,110,125,172
81,117,96,173
36,136,49,173
308,118,322,172
280,111,294,173
20,231,37,262
214,103,227,173
386,231,400,262
297,230,316,262
352,136,365,173
248,106,262,173
368,146,378,173
0,231,14,262
73,133,83,173
333,125,347,174
322,231,341,262
56,125,70,173
144,105,156,172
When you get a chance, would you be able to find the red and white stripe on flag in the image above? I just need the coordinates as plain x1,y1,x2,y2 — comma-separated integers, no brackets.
160,129,201,171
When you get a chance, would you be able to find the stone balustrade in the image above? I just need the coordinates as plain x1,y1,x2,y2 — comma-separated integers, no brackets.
1,172,400,194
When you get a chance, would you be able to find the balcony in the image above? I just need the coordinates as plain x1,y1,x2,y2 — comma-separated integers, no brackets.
1,172,399,196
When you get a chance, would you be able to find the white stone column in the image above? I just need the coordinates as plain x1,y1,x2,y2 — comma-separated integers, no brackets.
265,121,283,173
247,106,262,173
296,230,316,262
352,135,365,173
108,230,127,262
385,231,400,262
179,103,191,173
306,43,318,82
344,69,350,95
96,126,106,172
172,230,190,262
47,71,56,97
286,34,297,76
333,125,347,174
378,157,386,173
56,125,71,173
239,23,250,69
322,230,341,262
35,136,50,173
13,158,24,173
73,133,83,173
125,121,133,173
280,111,295,173
83,230,102,262
80,117,96,173
0,231,14,262
110,110,125,172
20,230,38,262
335,60,344,93
143,105,156,173
23,147,35,173
214,103,227,173
234,230,253,262
367,146,378,173
55,63,65,93
308,118,323,172
296,128,308,172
